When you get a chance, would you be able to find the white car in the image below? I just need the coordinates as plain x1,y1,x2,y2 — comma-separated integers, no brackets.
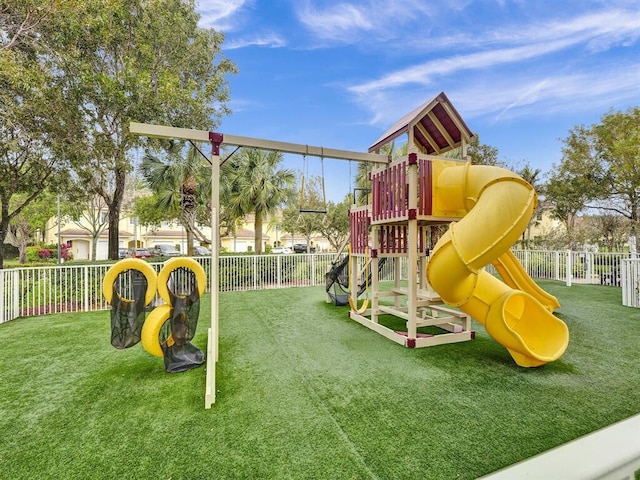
151,244,181,257
271,247,292,254
194,246,211,256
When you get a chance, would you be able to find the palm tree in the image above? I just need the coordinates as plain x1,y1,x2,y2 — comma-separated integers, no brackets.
222,148,295,254
518,162,543,248
141,141,210,255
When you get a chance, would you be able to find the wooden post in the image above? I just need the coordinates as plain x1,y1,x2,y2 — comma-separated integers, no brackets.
205,134,221,409
371,226,380,324
406,155,419,342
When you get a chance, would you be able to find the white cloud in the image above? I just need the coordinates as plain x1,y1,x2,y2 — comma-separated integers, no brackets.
349,38,580,96
354,62,640,130
296,2,372,42
195,0,250,30
224,33,287,50
470,66,640,121
346,6,640,124
295,0,434,43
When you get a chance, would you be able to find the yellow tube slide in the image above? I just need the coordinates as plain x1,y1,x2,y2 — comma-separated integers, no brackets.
427,163,568,367
492,250,560,312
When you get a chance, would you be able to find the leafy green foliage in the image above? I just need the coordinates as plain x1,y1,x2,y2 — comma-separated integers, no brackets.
0,10,81,267
37,0,237,259
319,195,352,251
133,193,175,229
221,148,296,254
140,142,211,254
466,135,503,166
281,174,325,249
546,107,640,251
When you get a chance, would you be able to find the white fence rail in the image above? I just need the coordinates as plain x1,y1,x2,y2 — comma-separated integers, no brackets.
0,254,342,324
621,258,640,307
480,413,640,480
0,250,635,324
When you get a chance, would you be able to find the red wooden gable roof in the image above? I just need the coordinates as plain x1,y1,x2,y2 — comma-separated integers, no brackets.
368,92,474,155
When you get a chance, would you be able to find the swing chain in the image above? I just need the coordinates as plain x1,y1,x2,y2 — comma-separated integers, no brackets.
299,146,328,214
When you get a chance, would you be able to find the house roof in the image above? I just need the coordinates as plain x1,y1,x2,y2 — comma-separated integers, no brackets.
57,228,91,237
58,228,132,238
223,228,269,240
368,92,474,155
145,229,186,238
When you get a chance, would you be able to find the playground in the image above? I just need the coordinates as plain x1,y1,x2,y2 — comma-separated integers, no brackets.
0,281,638,479
126,93,571,408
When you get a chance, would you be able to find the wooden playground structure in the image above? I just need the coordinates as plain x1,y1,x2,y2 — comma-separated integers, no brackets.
347,158,475,348
347,94,476,348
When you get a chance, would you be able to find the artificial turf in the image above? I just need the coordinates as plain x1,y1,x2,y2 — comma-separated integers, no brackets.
0,280,638,479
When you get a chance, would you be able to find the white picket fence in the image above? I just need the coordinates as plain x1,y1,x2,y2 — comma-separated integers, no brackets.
0,254,342,324
0,250,636,325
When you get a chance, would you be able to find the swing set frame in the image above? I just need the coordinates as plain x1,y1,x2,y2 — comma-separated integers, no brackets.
129,121,389,409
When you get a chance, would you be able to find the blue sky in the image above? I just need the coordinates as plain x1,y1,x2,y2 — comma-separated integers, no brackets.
195,0,640,202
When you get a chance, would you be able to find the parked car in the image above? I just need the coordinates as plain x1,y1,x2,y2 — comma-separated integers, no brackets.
194,246,211,256
128,248,151,259
151,244,181,257
118,248,128,259
271,246,292,254
293,244,315,253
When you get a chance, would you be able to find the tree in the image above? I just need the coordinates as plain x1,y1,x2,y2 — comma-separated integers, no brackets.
466,136,502,166
547,108,640,252
281,175,325,252
0,4,83,268
0,1,57,52
318,195,352,251
222,148,295,254
141,142,211,255
590,212,628,252
43,0,236,259
132,193,171,231
593,107,640,253
67,195,109,261
545,125,606,249
5,192,58,263
516,162,543,248
354,141,406,205
443,135,502,166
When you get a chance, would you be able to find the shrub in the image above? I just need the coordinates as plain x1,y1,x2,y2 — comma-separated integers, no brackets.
38,249,54,260
26,246,42,262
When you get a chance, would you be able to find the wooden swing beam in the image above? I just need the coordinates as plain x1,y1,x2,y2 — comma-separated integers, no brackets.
129,122,389,409
130,122,390,164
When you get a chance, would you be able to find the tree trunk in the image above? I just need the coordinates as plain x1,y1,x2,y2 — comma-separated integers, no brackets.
0,224,6,270
92,234,99,261
107,168,126,260
186,228,194,255
18,232,27,264
254,211,263,254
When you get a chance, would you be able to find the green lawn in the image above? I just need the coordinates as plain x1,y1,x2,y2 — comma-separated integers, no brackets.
1,281,638,479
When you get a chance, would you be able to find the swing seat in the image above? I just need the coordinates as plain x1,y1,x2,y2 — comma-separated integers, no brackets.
299,208,327,214
349,297,369,314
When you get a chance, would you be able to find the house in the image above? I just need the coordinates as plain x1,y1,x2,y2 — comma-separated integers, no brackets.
44,210,332,260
